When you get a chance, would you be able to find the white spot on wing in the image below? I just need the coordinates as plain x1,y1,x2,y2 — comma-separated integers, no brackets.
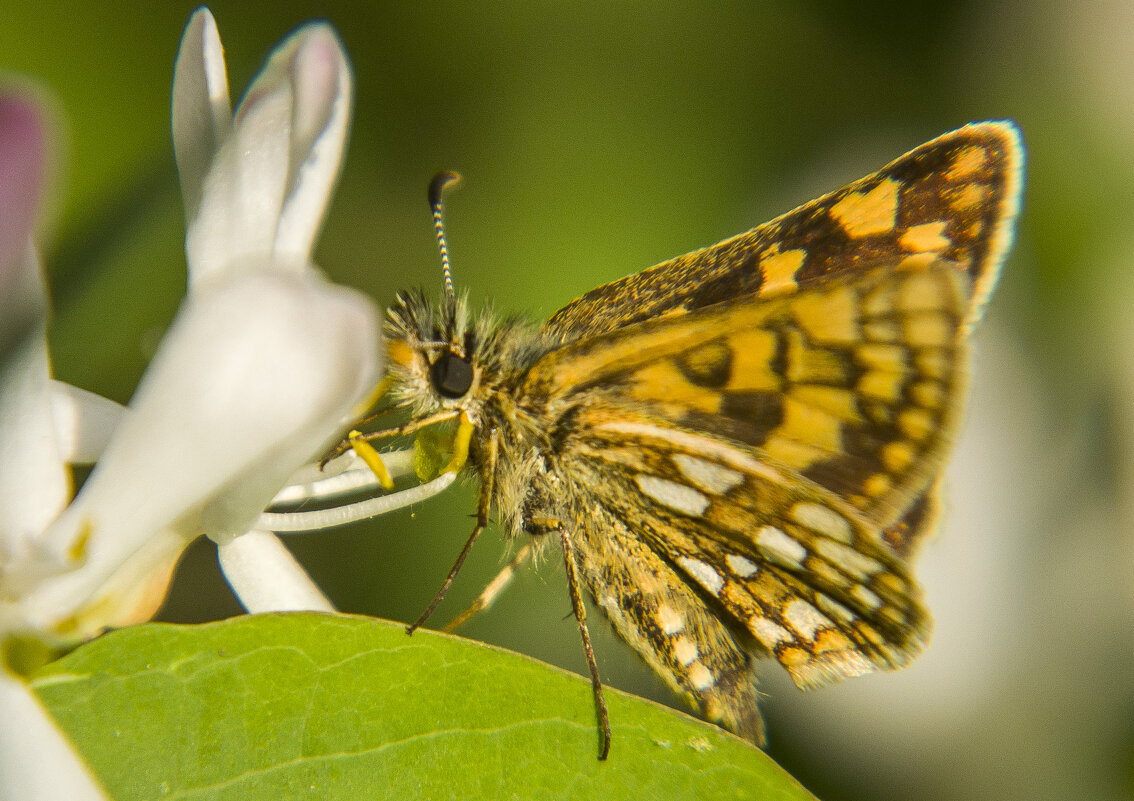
672,453,744,495
792,650,873,687
756,525,806,567
677,556,724,595
726,553,759,577
674,636,699,666
784,598,832,640
635,474,710,516
657,604,685,635
749,616,793,649
852,584,882,610
599,594,627,626
688,662,715,690
791,502,853,543
597,418,787,484
815,595,857,623
814,538,884,579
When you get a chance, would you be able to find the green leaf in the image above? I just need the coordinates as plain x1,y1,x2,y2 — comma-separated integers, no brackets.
32,614,815,801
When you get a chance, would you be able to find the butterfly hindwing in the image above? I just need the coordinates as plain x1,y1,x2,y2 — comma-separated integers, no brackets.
567,496,767,744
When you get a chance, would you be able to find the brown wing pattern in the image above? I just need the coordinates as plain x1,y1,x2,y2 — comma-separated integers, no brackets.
568,497,767,743
524,263,970,529
563,403,930,692
543,121,1021,343
502,123,1021,744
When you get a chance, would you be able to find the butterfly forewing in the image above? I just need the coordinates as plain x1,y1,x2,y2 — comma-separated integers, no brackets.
524,263,971,528
543,122,1021,342
541,269,959,698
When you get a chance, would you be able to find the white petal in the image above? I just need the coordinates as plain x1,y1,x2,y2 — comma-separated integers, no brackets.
185,25,351,286
0,250,69,558
49,381,125,465
0,669,110,801
0,94,69,579
217,528,334,613
272,25,352,263
171,7,232,224
186,84,290,283
18,269,378,638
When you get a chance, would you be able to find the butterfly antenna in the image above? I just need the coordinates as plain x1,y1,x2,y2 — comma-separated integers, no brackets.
429,171,462,299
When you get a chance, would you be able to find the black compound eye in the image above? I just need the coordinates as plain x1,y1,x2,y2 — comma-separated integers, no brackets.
430,350,473,398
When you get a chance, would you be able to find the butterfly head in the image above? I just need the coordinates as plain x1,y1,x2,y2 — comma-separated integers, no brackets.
382,171,552,421
385,287,550,419
379,172,481,414
385,289,478,412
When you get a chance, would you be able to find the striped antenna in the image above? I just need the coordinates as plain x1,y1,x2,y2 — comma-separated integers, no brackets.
428,171,462,298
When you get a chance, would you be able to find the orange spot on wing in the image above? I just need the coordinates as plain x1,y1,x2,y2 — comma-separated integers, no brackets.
948,145,989,179
830,179,900,237
758,248,805,297
900,222,951,253
629,361,722,414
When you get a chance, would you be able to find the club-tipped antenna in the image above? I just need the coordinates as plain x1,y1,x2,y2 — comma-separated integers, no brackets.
429,171,462,298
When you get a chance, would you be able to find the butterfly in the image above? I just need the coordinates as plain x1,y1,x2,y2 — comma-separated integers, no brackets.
346,121,1023,759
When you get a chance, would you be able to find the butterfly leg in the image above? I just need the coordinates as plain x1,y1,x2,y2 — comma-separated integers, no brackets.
320,408,460,467
442,542,534,633
558,523,613,760
406,425,498,635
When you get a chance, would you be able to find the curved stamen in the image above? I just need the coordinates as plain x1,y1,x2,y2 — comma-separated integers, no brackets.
259,471,456,531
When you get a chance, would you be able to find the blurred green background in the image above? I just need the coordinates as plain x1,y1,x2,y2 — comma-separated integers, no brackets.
3,2,1131,800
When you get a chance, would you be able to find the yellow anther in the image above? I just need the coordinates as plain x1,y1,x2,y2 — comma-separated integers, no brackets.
349,429,396,491
67,519,93,562
442,411,474,475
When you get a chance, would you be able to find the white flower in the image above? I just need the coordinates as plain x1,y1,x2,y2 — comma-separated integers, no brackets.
0,7,393,796
0,87,113,801
2,4,383,644
0,9,466,796
3,8,382,640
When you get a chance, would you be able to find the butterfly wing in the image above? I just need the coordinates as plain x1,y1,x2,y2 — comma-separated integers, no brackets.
543,121,1021,344
518,262,966,726
523,263,970,529
564,405,931,691
507,124,1020,743
536,122,1021,563
567,495,768,743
